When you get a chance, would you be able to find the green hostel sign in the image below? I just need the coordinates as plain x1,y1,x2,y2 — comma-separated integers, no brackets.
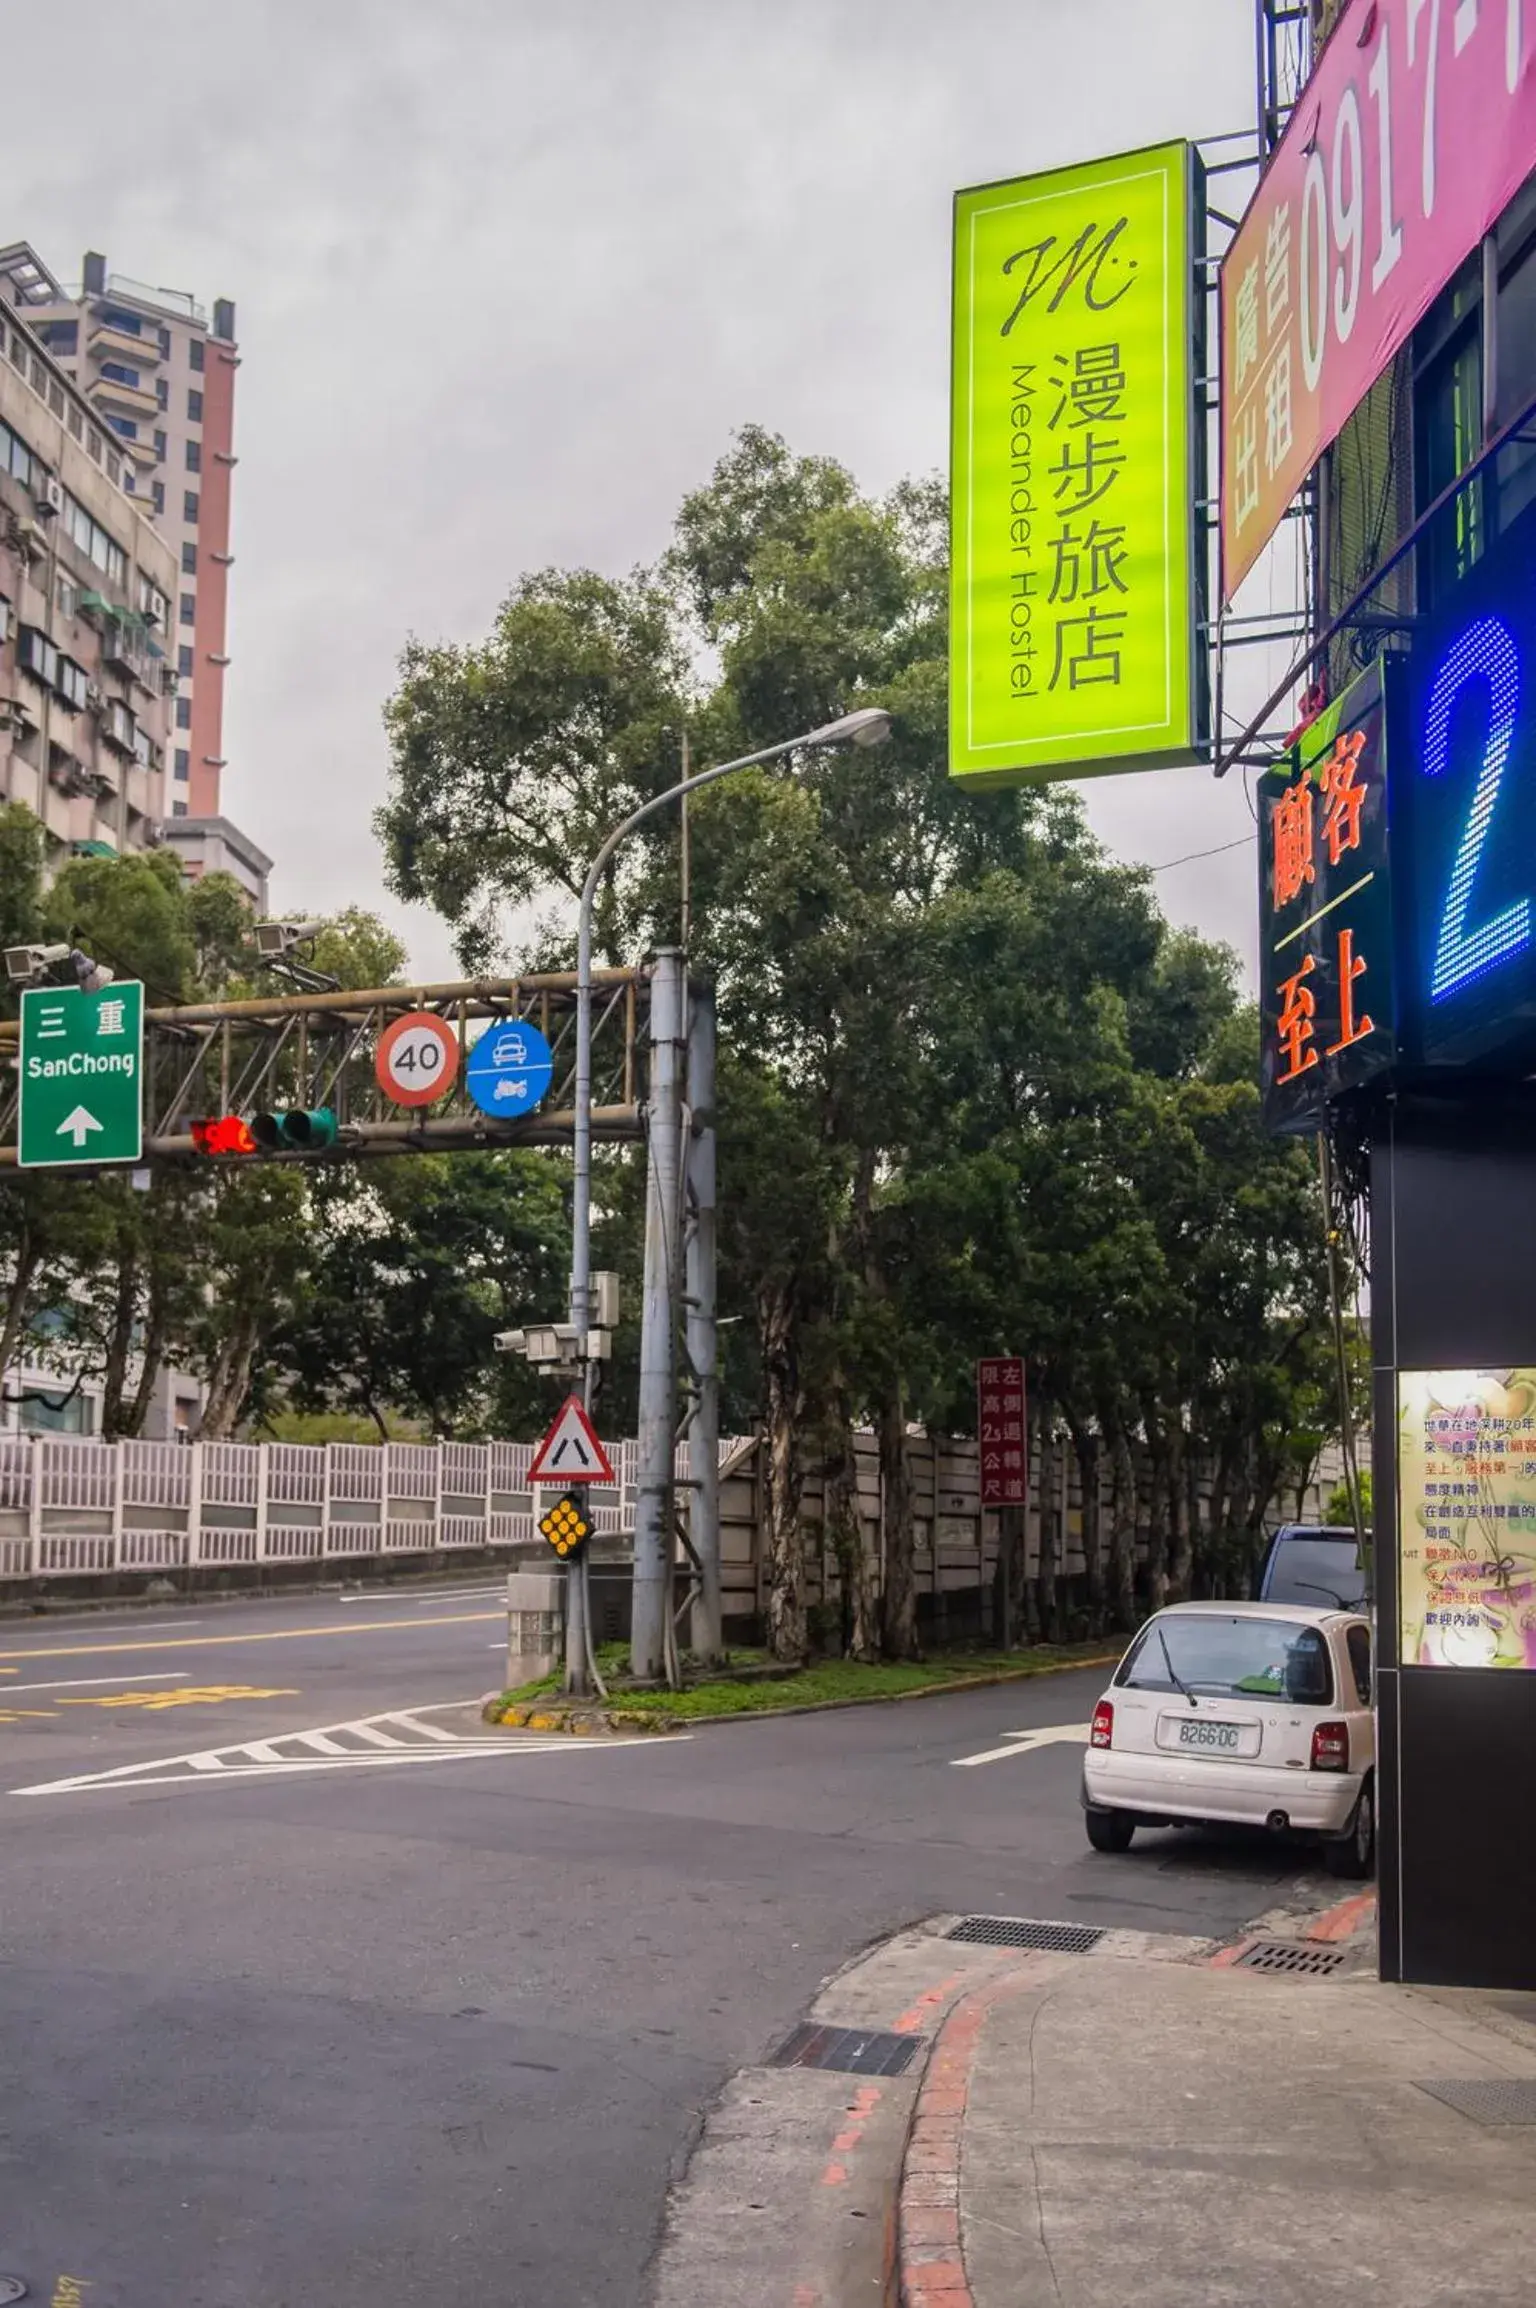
19,979,145,1168
950,142,1204,785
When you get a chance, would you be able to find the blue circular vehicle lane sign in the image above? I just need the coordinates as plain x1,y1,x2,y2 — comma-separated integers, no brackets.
464,1018,554,1120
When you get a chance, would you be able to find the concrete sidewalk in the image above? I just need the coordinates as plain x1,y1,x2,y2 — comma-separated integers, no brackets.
900,1930,1536,2308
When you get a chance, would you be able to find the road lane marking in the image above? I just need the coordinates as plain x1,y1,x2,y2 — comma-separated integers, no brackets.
15,1701,687,1795
951,1723,1090,1768
56,1684,300,1712
0,1669,188,1695
0,1609,502,1664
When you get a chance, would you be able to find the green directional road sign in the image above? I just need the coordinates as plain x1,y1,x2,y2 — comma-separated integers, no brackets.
19,979,145,1168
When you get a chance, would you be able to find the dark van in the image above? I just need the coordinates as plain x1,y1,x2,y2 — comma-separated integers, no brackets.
1256,1523,1369,1610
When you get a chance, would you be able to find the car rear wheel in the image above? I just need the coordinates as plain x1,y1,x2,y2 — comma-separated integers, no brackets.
1324,1778,1375,1879
1085,1807,1135,1854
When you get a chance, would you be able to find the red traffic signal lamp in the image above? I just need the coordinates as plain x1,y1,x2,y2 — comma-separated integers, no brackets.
190,1115,258,1156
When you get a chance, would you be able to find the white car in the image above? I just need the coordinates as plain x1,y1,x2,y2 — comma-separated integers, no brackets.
1080,1601,1376,1878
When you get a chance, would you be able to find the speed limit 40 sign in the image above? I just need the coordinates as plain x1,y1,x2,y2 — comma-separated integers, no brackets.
376,1012,460,1108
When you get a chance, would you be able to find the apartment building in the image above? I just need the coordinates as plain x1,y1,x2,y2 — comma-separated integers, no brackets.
2,246,238,827
0,270,177,854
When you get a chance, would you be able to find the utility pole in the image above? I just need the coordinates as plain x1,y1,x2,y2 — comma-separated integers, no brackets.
631,947,686,1680
685,983,721,1659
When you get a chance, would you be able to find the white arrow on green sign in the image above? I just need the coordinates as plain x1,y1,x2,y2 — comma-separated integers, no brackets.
18,980,145,1168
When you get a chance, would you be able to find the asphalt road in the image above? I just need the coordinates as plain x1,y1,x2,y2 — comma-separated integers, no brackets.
0,1586,1332,2308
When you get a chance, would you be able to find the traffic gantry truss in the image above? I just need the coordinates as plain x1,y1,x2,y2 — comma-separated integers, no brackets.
0,967,647,1167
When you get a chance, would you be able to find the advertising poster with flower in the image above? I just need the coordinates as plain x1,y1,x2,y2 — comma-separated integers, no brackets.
1398,1369,1536,1670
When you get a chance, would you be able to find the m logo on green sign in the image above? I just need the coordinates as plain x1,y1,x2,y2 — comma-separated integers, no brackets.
949,141,1206,787
19,979,145,1168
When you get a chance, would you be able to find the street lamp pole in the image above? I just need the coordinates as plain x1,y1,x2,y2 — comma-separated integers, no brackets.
568,705,892,1356
565,707,891,1690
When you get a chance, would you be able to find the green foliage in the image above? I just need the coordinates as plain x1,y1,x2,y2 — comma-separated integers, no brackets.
1327,1470,1373,1528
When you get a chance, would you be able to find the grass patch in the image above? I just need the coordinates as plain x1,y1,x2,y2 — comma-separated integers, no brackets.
497,1641,1115,1719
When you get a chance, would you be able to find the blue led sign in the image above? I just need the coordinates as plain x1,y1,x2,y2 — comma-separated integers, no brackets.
1402,508,1536,1071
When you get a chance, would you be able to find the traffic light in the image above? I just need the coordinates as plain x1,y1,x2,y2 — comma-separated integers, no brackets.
190,1115,258,1156
250,1107,339,1151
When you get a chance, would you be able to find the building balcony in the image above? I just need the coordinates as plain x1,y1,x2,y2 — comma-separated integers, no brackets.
88,372,160,424
86,319,162,369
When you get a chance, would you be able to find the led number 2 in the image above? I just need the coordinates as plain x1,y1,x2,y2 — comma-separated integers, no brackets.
1424,616,1529,1001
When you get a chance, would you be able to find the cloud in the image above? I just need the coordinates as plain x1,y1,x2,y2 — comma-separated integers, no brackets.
8,0,1260,980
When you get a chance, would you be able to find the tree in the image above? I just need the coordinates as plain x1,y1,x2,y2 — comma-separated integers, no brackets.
377,425,1339,1661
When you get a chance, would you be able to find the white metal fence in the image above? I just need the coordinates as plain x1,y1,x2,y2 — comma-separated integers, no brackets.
0,1434,712,1581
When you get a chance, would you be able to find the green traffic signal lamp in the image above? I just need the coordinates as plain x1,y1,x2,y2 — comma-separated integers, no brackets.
250,1106,339,1151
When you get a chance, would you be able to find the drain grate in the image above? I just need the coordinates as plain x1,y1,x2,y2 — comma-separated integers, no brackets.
770,2022,922,2077
947,1916,1105,1954
1416,2077,1536,2126
1236,1939,1348,1976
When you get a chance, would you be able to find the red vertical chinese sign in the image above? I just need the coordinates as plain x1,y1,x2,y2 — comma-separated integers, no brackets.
978,1357,1028,1506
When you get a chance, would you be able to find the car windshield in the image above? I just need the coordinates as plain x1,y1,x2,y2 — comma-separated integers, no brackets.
1117,1615,1335,1705
1265,1535,1367,1609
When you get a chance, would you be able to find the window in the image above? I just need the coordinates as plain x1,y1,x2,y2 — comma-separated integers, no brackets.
153,430,167,461
87,430,103,463
37,321,77,356
47,382,64,419
67,407,82,442
28,355,44,392
55,658,89,712
100,360,141,388
1115,1613,1335,1707
172,799,188,818
181,541,197,574
104,415,138,441
185,438,201,474
152,482,165,515
179,591,196,626
190,338,205,373
156,377,168,410
100,305,143,337
0,419,35,490
1346,1625,1372,1707
17,628,60,688
183,490,199,523
187,389,203,422
159,325,172,356
176,697,192,729
174,749,190,781
61,491,127,586
177,644,194,676
0,595,10,645
56,575,79,620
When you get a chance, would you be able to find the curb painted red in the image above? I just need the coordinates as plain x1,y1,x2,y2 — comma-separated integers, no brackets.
895,1963,1046,2308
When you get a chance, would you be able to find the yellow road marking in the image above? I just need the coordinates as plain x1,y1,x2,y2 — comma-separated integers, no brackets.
0,1609,502,1664
0,1707,55,1722
58,1684,300,1712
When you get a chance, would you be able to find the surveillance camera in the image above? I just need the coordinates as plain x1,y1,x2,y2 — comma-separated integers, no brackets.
254,919,327,958
5,943,70,984
494,1330,528,1356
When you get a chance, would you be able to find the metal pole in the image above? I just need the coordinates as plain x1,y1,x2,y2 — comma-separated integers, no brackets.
631,948,686,1679
686,983,721,1660
679,728,692,953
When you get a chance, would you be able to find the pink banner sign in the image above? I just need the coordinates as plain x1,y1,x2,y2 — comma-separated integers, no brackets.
1222,0,1536,600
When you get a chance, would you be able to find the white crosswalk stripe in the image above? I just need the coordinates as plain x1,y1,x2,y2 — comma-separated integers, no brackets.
13,1703,683,1796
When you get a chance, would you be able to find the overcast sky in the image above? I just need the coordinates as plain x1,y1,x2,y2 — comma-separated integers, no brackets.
12,0,1277,981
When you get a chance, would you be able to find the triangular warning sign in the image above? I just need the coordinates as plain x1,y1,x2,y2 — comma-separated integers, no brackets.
528,1393,615,1485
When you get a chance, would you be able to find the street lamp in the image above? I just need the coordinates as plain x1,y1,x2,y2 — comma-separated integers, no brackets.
568,705,892,1357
